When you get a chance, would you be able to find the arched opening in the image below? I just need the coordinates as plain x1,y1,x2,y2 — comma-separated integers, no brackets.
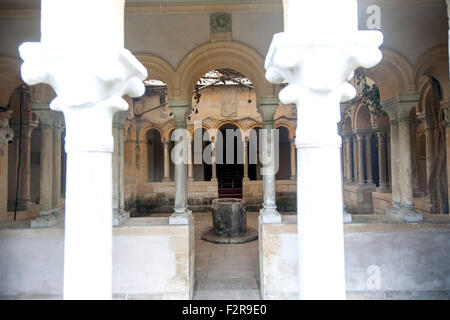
275,126,291,180
147,129,164,182
192,127,212,182
216,123,244,198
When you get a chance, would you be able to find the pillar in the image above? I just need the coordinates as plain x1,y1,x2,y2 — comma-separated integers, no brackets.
31,108,57,227
364,132,373,184
0,111,13,222
188,137,194,182
168,101,192,225
344,135,353,183
356,132,365,185
289,137,296,180
377,127,389,192
211,138,218,182
52,112,63,212
19,0,147,299
265,0,382,299
416,112,435,196
162,139,170,182
243,137,249,181
112,111,130,226
352,134,358,183
258,98,281,224
383,95,422,222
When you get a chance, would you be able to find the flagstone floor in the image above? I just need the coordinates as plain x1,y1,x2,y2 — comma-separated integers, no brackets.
192,212,261,300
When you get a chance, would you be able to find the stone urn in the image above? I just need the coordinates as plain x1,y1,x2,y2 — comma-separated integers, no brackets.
211,198,246,237
202,198,257,244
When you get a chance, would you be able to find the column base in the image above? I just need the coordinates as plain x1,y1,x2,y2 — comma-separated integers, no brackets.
188,177,194,182
31,211,61,228
211,178,218,183
387,205,423,222
289,176,296,181
377,184,391,193
259,208,282,224
169,209,192,225
242,177,250,182
113,209,130,227
163,178,171,182
8,199,35,212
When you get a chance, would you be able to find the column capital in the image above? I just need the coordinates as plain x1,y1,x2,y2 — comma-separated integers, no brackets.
19,44,147,153
257,97,280,122
113,110,130,126
382,94,420,121
168,100,190,128
353,128,372,139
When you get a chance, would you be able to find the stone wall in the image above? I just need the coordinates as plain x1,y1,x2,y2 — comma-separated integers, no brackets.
344,183,376,214
259,217,450,299
0,217,195,299
128,181,218,215
243,180,296,212
372,191,433,215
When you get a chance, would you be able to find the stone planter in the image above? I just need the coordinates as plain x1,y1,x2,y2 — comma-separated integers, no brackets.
202,198,257,244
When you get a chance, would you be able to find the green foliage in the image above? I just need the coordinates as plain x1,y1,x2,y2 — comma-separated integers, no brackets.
355,74,384,138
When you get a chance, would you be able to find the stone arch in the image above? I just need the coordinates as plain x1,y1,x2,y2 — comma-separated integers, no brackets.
352,102,373,130
413,45,449,100
135,53,177,99
358,48,414,100
342,114,353,133
243,122,263,140
163,124,176,141
175,41,272,102
214,119,245,139
0,56,23,107
124,122,137,141
274,121,295,138
138,123,164,141
188,122,212,140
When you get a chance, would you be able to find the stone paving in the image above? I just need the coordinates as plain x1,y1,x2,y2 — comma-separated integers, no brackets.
193,212,261,300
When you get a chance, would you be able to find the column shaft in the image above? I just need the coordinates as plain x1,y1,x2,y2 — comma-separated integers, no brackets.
211,140,217,182
398,118,414,208
345,136,353,183
52,125,62,210
188,139,194,181
289,138,296,180
357,134,365,185
389,121,401,208
352,136,358,183
377,133,388,190
365,134,373,184
162,140,170,182
39,125,53,213
243,139,249,181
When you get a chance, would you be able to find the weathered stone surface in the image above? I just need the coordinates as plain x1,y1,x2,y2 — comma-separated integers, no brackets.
211,198,246,237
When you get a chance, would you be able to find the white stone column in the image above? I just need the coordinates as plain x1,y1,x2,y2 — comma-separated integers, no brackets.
289,137,296,180
258,98,281,224
265,0,382,299
0,111,13,222
19,0,147,299
113,111,130,226
161,139,170,182
168,101,192,225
